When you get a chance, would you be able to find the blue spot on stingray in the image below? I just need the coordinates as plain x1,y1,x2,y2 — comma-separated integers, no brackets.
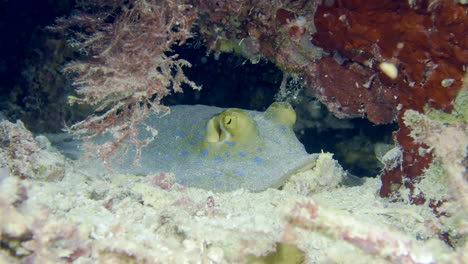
257,147,263,152
201,150,209,158
235,171,245,178
210,172,222,179
238,152,247,157
189,141,196,146
194,161,203,166
180,151,189,157
216,181,222,188
279,125,287,133
225,141,236,147
224,152,231,158
215,157,224,163
195,132,204,140
172,131,185,138
254,156,263,164
193,176,201,181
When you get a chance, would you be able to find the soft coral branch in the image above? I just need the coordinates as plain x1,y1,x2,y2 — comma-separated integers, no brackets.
53,0,201,166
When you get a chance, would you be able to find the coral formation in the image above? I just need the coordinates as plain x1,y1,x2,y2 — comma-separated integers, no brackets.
0,120,64,181
306,57,398,124
309,0,467,201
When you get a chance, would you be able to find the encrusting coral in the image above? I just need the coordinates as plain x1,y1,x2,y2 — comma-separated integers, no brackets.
309,0,467,203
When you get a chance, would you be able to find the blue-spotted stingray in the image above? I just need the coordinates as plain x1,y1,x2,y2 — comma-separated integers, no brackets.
63,102,319,192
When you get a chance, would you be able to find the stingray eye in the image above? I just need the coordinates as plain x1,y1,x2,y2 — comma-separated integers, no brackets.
224,116,237,129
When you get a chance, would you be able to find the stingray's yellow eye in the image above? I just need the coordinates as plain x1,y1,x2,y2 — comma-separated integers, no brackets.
224,115,237,129
204,108,259,148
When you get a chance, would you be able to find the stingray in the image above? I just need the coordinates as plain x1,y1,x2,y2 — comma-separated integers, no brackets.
57,102,319,192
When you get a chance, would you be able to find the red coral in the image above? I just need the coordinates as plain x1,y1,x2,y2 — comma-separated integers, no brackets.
306,57,398,124
310,0,467,201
